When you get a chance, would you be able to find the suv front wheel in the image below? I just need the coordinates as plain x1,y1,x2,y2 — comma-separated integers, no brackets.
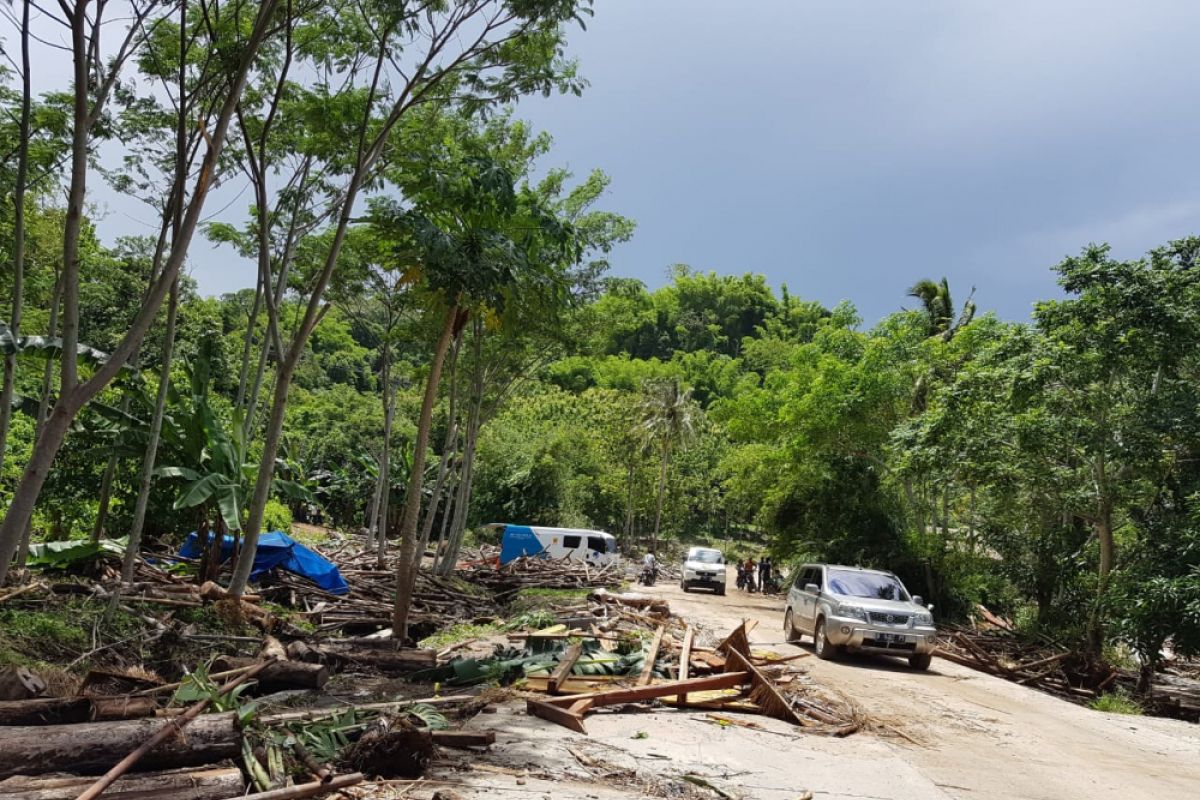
909,653,932,671
784,608,800,643
814,617,841,661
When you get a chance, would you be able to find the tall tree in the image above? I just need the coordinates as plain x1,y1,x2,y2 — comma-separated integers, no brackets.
639,378,698,554
227,0,594,597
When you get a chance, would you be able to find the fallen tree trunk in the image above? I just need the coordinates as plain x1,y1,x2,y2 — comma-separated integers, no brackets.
0,713,239,779
211,657,328,692
0,697,93,726
0,766,242,800
0,695,157,726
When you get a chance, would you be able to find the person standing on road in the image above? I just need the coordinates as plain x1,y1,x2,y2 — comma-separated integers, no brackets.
759,556,771,589
744,556,757,592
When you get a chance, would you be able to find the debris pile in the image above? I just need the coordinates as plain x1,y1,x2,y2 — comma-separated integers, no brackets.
938,618,1200,721
460,554,623,593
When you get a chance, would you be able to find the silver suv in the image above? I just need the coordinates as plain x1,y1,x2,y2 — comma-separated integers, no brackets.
783,564,937,670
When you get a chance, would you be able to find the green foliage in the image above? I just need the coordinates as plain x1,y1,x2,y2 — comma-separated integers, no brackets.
419,622,502,650
262,499,293,534
1089,688,1144,715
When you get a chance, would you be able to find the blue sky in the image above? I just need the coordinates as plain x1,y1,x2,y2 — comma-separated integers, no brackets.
33,0,1200,324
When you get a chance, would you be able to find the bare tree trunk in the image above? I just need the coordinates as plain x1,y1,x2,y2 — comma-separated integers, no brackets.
437,327,483,576
651,442,669,555
432,471,458,562
0,0,31,475
91,449,120,542
392,305,460,640
414,421,457,582
234,276,264,410
374,340,394,569
364,447,383,549
13,272,62,573
120,277,181,583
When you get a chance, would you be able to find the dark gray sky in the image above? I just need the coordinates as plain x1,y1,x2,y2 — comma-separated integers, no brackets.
29,0,1200,324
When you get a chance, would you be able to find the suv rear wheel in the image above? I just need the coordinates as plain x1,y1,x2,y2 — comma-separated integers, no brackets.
814,617,840,660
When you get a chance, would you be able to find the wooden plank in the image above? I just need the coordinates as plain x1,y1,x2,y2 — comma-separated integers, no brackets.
676,626,694,704
547,642,584,695
541,671,750,709
526,699,588,734
637,626,665,687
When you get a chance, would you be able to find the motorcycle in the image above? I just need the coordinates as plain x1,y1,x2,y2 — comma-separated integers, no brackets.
637,564,659,586
760,573,782,595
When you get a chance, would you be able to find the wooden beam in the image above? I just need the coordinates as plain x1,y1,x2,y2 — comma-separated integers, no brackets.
547,642,583,695
526,699,588,734
541,671,750,709
638,626,665,686
676,626,695,704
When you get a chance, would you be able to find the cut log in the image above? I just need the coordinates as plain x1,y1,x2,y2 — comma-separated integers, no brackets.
0,766,242,800
316,646,436,674
211,657,328,692
0,698,93,726
0,667,45,701
91,696,157,721
0,713,240,779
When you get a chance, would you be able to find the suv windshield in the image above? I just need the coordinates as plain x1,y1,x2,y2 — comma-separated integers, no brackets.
827,569,909,601
687,548,722,564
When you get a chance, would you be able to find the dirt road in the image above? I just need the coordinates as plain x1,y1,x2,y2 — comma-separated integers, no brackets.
656,574,1200,800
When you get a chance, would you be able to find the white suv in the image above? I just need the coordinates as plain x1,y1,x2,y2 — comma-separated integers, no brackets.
783,564,936,670
680,546,727,595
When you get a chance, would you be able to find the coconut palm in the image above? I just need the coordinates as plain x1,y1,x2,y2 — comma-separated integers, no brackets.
907,277,976,341
638,378,698,554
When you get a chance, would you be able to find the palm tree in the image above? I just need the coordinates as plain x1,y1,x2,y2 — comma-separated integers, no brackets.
907,277,976,341
638,378,698,555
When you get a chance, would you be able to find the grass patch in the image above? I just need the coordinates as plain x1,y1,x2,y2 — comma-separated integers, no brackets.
509,587,590,613
0,598,143,676
1089,688,1144,715
418,622,501,650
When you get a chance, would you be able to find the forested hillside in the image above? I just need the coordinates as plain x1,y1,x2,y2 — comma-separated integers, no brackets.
1,0,1198,691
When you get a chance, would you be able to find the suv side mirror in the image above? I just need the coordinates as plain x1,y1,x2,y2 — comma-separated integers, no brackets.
912,595,924,607
804,583,819,594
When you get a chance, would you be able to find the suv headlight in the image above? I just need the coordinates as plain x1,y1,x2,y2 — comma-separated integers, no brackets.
914,612,934,626
834,603,867,621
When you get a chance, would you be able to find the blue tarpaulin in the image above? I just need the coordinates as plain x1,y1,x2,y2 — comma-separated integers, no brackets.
498,525,545,565
178,531,349,595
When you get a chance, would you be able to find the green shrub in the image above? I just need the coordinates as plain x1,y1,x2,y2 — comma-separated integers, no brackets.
263,499,293,534
1089,688,1144,715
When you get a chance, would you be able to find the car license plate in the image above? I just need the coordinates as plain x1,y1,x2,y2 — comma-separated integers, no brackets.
878,633,906,644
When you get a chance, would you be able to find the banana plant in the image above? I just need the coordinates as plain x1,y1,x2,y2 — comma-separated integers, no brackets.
154,339,309,581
